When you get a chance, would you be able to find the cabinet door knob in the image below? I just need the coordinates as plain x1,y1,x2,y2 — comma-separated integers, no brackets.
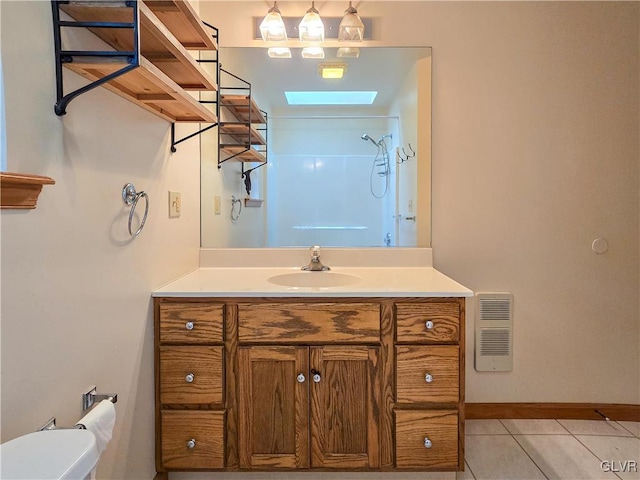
424,437,432,449
311,369,321,383
185,321,194,330
425,320,434,330
187,438,196,449
425,373,433,383
297,373,306,383
185,373,195,383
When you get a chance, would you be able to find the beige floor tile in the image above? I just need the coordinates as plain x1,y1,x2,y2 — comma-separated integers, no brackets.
558,419,634,437
501,419,569,435
576,435,640,480
456,463,476,480
617,421,640,437
514,434,620,479
465,435,546,480
465,419,510,435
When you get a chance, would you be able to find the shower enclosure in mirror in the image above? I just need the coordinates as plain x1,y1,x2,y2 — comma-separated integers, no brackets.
200,47,431,248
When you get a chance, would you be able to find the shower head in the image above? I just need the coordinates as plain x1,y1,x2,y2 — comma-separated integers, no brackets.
361,134,379,147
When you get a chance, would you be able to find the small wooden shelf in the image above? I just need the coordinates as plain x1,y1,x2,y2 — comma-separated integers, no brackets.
219,123,266,146
1,172,55,210
145,0,217,50
220,146,267,163
220,95,267,124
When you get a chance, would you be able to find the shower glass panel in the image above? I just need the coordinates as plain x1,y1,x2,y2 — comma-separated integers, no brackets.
267,116,399,247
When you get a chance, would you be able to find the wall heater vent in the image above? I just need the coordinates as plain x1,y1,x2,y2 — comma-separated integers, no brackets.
475,292,513,372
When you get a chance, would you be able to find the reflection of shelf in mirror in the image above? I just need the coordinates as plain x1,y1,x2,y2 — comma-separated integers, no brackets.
219,123,266,145
220,95,267,123
220,146,266,163
244,198,264,208
59,1,217,91
64,57,218,123
145,0,218,50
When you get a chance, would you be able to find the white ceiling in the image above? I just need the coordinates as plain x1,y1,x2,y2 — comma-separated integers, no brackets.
217,47,431,110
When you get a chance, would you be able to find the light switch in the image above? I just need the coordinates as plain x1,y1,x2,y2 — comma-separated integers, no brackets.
169,191,181,218
408,199,413,213
214,195,221,215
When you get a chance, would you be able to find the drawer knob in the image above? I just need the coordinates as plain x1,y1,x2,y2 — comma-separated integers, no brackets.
311,369,322,383
187,438,196,449
424,437,433,448
425,373,433,383
185,321,194,331
297,373,306,383
185,373,195,383
425,320,434,330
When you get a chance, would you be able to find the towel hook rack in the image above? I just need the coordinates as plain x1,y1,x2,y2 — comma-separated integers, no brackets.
122,183,149,237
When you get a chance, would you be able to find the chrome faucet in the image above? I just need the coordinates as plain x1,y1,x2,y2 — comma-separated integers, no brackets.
301,245,330,271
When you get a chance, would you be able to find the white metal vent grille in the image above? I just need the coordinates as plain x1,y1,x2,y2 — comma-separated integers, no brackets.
475,293,513,372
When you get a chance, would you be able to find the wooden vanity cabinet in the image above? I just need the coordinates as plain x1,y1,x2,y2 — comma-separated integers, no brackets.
154,297,465,474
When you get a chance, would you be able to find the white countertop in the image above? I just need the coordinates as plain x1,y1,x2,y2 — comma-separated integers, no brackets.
152,266,473,298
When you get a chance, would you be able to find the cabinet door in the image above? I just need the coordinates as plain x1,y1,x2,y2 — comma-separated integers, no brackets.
310,346,380,468
238,346,309,468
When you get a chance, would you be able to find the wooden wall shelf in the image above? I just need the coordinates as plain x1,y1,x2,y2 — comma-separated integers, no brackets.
219,123,266,146
220,95,267,124
0,172,55,210
54,0,218,124
220,146,266,163
145,0,217,50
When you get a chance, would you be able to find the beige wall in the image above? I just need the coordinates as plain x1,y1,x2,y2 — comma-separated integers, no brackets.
204,0,640,404
1,1,201,479
0,1,638,480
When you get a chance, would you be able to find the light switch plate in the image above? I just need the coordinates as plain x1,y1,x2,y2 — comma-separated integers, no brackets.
214,195,221,215
169,191,181,218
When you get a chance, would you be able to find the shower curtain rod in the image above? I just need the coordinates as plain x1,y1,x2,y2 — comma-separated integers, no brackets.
270,115,400,120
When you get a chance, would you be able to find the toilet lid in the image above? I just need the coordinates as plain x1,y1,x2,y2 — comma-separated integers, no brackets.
0,429,100,479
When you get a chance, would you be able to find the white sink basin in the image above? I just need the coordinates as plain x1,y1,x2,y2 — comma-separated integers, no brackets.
268,271,361,288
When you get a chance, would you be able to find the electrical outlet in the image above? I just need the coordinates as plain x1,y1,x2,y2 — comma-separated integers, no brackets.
214,195,221,215
169,191,181,218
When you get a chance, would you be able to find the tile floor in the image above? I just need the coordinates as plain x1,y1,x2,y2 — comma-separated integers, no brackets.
459,419,640,480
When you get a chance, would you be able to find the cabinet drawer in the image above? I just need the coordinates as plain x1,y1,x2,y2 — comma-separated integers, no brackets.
396,303,459,343
238,303,380,343
161,410,225,469
159,303,224,344
160,346,223,404
395,410,459,469
396,346,459,403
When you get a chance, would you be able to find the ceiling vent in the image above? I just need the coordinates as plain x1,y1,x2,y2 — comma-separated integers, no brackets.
475,292,513,372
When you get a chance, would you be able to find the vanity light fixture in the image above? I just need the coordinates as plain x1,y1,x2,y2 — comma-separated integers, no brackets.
301,46,325,59
319,62,348,79
337,47,360,58
267,46,292,58
338,1,365,42
299,1,324,43
259,2,287,42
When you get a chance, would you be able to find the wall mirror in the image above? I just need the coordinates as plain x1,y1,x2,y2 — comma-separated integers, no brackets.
200,46,431,248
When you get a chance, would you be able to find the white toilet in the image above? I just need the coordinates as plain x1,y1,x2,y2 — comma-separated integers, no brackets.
0,429,100,479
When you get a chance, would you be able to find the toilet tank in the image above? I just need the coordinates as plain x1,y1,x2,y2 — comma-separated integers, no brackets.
0,429,100,479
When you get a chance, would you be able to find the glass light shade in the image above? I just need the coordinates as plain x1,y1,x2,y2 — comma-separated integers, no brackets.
268,47,292,59
299,3,324,42
337,47,360,58
301,46,325,59
259,4,287,42
338,3,364,42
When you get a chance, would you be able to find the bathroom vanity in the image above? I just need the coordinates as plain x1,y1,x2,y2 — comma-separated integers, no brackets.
152,261,472,476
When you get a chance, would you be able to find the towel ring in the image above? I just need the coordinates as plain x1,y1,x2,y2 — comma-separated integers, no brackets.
122,183,149,237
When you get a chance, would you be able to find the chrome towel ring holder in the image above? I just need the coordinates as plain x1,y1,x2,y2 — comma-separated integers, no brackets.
122,183,149,237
